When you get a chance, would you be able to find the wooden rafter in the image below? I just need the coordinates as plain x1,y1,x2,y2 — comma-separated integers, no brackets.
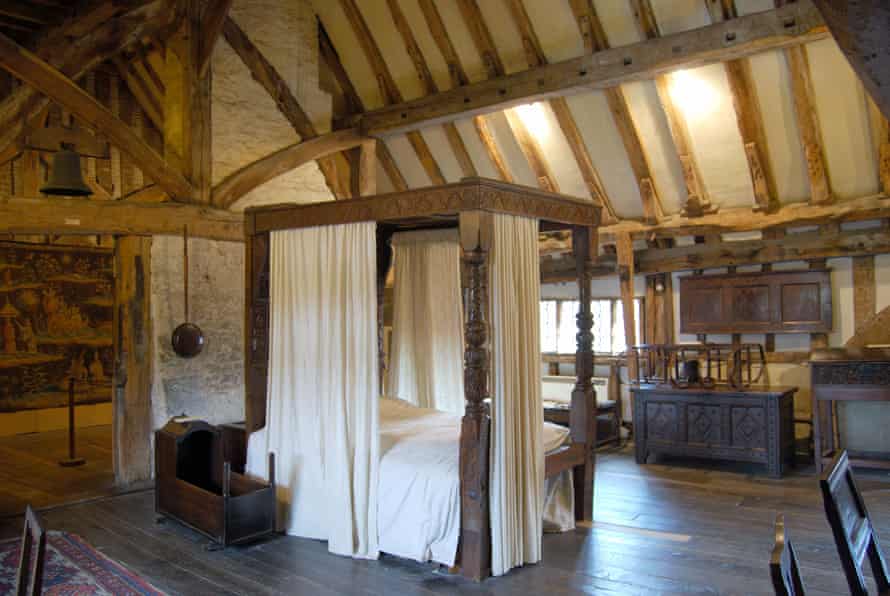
358,1,827,136
318,23,407,192
786,43,832,204
566,1,664,224
600,191,890,240
196,0,233,77
416,0,510,182
338,0,445,186
0,192,241,240
632,0,713,218
213,129,369,208
222,15,350,200
707,1,780,213
458,0,557,192
508,0,620,217
113,56,163,130
0,32,193,199
385,0,476,179
0,1,169,163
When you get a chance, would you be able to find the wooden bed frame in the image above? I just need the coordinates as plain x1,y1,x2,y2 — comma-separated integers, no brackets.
243,177,601,581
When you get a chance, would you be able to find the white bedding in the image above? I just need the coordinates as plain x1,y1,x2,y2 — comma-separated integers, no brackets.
377,397,573,567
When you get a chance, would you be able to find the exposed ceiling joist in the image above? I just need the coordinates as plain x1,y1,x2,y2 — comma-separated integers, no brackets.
357,1,827,136
416,0,510,183
0,1,167,163
457,0,557,191
0,193,242,240
338,0,445,186
633,0,713,218
317,23,407,192
786,43,833,205
0,31,193,199
600,192,890,240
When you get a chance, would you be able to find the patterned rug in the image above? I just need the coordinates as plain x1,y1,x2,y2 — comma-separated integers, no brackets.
0,531,166,595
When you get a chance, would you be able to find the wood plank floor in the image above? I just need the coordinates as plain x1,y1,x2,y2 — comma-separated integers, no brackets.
0,424,115,517
2,447,888,595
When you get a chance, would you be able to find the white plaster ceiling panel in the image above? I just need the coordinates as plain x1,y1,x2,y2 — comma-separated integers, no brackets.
591,0,641,47
527,102,588,200
454,118,500,180
649,0,710,35
398,0,455,91
521,0,584,63
747,50,809,204
420,126,464,182
486,111,538,188
806,39,879,200
377,161,396,193
230,163,333,212
312,0,384,109
475,1,527,74
432,0,489,83
385,135,432,188
565,91,644,219
356,0,426,101
620,80,686,215
673,63,756,209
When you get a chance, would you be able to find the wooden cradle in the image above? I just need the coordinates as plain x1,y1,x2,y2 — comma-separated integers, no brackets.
243,178,601,580
155,419,276,547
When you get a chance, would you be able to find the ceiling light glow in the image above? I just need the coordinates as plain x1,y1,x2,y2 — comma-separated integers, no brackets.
668,70,717,121
514,102,550,140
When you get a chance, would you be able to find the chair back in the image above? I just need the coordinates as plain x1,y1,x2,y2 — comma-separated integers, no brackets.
820,450,890,595
771,514,806,595
15,506,46,596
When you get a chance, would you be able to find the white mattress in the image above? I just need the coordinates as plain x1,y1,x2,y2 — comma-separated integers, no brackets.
377,397,572,567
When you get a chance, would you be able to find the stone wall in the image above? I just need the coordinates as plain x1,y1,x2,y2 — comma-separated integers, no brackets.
212,0,334,211
150,237,245,429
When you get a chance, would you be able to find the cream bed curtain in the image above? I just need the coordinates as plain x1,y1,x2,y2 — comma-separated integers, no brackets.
245,222,379,559
488,213,545,575
387,229,465,414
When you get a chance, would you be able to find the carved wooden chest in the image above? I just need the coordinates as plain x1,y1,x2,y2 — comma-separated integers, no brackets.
631,385,797,477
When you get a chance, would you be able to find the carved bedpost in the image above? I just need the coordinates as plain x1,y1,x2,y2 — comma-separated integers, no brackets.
458,212,491,581
245,211,271,437
376,227,394,395
571,224,596,522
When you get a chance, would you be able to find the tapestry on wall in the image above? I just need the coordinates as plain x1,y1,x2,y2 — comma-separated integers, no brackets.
0,242,113,412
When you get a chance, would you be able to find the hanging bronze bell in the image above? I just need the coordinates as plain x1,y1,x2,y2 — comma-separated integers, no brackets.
40,148,92,197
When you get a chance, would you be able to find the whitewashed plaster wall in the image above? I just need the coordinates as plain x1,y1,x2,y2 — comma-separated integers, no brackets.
150,237,244,429
213,0,334,211
151,0,334,431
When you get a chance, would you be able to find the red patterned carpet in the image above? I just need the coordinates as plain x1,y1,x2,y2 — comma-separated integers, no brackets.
0,531,165,595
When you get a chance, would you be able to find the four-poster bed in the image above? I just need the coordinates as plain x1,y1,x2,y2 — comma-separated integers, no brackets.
243,178,601,580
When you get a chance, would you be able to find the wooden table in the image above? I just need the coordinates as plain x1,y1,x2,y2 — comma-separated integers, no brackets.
811,348,890,475
631,384,797,478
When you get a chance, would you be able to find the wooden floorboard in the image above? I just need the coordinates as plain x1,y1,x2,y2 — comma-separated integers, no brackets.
0,447,887,594
0,424,115,517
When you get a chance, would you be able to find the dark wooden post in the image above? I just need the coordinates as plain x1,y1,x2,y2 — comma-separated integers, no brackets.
244,218,270,435
376,227,394,395
458,244,491,581
570,225,596,522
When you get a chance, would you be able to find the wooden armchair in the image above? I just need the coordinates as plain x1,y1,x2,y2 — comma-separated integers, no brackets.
820,451,890,595
771,514,806,596
15,506,46,596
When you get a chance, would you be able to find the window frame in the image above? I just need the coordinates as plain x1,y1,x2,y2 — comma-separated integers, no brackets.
540,297,646,356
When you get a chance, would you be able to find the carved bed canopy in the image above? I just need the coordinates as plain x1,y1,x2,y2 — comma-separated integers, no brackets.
243,177,601,581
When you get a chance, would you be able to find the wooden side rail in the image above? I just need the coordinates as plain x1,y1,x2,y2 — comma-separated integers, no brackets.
545,443,587,478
